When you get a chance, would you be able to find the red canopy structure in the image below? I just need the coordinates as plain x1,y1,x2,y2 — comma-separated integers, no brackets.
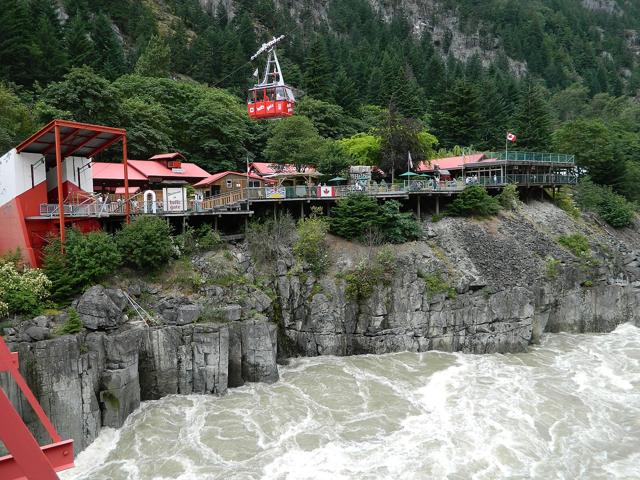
16,119,130,247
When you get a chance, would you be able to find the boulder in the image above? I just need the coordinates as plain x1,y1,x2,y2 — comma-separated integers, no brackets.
25,326,49,342
75,286,126,331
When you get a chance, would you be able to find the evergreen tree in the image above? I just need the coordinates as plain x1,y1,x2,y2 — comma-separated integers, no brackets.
304,37,333,100
30,0,68,83
334,67,359,114
91,14,126,80
513,81,553,151
135,35,171,77
431,79,483,148
0,0,36,85
65,15,95,69
168,22,190,74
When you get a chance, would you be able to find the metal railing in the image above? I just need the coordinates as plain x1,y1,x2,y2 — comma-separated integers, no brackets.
483,151,575,164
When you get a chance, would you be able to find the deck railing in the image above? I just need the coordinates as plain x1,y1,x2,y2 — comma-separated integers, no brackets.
483,151,575,164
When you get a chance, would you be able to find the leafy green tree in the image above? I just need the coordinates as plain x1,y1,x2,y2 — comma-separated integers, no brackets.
38,67,120,125
377,107,423,180
116,216,173,270
264,116,325,172
377,200,423,243
330,195,380,241
0,85,36,154
552,118,625,189
338,134,382,166
296,97,356,139
135,35,171,77
119,97,172,158
513,81,553,151
550,83,589,123
317,141,352,177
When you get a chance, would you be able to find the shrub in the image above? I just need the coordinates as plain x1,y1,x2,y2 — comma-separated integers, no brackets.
419,271,456,298
497,183,519,210
330,195,422,243
545,257,561,279
196,224,222,251
553,186,580,218
558,233,590,257
446,185,501,217
342,248,396,301
57,308,83,335
574,178,635,228
116,216,173,270
293,216,330,276
246,213,296,266
43,229,121,303
0,263,51,317
173,226,197,256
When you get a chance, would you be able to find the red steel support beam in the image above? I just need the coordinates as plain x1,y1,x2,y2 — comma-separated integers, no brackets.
123,136,130,223
0,390,61,480
54,125,65,250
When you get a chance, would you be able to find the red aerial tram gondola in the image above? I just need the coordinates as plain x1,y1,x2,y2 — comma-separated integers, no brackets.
247,35,295,120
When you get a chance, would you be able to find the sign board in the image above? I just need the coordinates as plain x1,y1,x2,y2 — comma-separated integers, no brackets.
266,187,286,199
164,187,186,211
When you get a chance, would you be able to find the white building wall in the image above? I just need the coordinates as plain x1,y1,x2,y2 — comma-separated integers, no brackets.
0,149,47,208
45,156,93,194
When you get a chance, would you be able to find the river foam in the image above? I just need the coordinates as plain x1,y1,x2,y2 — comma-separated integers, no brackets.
61,323,640,480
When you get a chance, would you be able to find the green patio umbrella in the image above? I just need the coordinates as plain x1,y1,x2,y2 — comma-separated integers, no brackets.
399,171,419,177
418,173,431,177
328,176,347,183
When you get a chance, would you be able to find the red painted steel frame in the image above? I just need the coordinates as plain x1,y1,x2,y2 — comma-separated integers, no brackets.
0,338,74,479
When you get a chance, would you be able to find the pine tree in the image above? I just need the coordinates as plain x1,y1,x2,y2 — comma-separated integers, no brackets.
30,0,68,83
513,80,553,151
334,67,359,114
168,22,190,74
65,15,95,69
432,79,483,148
92,14,126,80
304,37,333,100
135,35,171,78
0,0,36,85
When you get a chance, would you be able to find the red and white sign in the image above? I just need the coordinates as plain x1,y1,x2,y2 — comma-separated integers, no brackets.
318,186,335,197
507,132,517,142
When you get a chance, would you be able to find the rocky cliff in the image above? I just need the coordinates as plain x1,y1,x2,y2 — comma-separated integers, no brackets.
2,200,640,454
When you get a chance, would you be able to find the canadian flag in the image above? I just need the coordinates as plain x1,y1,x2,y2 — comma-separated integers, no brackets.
318,186,335,198
506,132,517,142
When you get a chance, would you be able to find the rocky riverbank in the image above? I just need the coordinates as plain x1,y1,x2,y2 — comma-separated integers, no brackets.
2,200,640,454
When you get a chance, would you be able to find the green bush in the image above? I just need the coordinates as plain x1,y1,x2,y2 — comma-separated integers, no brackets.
330,195,422,243
497,183,519,210
419,270,456,298
116,216,173,270
57,308,83,335
553,186,580,218
446,185,501,217
246,214,296,266
195,224,222,251
43,229,121,303
0,262,51,317
545,257,561,279
574,178,635,228
342,248,396,301
558,233,590,257
293,216,330,276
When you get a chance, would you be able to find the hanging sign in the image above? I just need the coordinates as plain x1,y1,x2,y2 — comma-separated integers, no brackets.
266,187,286,199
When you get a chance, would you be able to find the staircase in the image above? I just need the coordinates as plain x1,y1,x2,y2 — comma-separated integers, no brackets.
201,189,247,211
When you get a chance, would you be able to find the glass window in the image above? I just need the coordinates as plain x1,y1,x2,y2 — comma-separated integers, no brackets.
226,180,232,188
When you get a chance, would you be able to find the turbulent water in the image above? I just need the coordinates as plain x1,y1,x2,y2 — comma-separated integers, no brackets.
61,324,640,480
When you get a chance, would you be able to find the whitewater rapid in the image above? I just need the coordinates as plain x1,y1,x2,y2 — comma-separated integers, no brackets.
61,323,640,480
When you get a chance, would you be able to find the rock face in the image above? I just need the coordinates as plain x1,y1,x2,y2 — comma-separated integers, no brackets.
1,285,278,454
275,202,640,357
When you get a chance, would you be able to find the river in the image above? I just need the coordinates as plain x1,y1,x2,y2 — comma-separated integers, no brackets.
61,324,640,480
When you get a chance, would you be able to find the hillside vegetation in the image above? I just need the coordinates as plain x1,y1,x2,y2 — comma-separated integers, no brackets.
1,0,640,202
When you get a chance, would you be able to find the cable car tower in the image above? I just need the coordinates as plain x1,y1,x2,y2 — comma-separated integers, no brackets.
247,35,295,120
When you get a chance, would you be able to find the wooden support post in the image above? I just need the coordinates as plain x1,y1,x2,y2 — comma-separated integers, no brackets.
300,201,304,218
274,203,277,220
435,196,440,215
214,216,218,231
417,196,421,221
54,124,65,251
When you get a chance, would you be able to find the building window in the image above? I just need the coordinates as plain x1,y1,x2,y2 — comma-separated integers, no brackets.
249,180,260,188
226,179,232,188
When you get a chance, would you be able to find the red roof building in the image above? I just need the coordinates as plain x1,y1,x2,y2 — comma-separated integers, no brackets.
93,153,210,192
416,154,486,173
249,162,317,176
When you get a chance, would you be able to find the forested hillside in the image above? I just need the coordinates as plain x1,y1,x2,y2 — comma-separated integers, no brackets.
1,0,640,202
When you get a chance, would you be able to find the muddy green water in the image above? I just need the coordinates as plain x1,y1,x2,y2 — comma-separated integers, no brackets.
61,324,640,480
